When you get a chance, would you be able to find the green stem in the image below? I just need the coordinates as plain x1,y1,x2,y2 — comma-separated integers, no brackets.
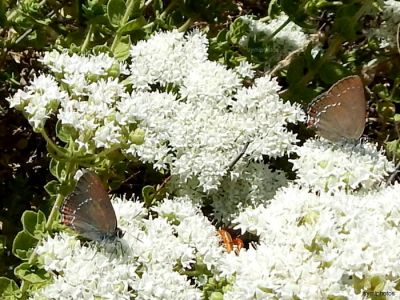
299,35,342,86
178,18,193,32
266,17,290,42
45,193,64,231
144,0,153,8
159,0,178,19
97,144,121,157
142,21,155,31
41,129,66,158
81,24,94,52
259,16,270,22
20,161,74,295
110,0,137,52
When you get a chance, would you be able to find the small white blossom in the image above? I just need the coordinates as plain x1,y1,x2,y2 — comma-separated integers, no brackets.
225,184,400,299
128,29,208,90
124,40,304,190
290,139,394,193
7,74,68,131
32,195,226,299
233,61,255,78
40,50,127,77
368,0,400,48
169,162,288,223
239,14,309,68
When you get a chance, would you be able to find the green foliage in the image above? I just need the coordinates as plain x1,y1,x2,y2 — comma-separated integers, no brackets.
6,211,51,298
203,275,234,300
2,0,400,298
0,277,21,299
12,211,46,260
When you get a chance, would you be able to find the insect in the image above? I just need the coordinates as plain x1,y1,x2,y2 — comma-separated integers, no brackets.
60,170,124,242
307,75,367,142
218,228,244,255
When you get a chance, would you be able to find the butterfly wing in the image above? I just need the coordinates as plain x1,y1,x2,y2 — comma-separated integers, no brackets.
307,75,366,141
60,171,118,241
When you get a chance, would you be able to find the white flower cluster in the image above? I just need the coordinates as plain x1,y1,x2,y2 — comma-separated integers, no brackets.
6,74,68,131
7,51,129,149
7,30,304,191
122,30,304,191
239,14,309,68
169,162,288,223
290,139,394,193
34,183,400,299
370,0,400,48
32,196,226,299
225,184,400,299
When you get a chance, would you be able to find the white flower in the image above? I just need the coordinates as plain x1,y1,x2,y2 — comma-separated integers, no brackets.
225,184,400,299
124,38,304,191
238,14,309,68
233,61,255,78
368,0,400,48
6,74,68,131
128,30,208,90
132,267,201,300
170,162,287,223
40,50,125,77
290,139,394,193
33,195,227,299
8,31,303,192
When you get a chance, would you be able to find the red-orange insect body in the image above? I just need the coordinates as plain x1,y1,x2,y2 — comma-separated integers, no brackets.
218,228,244,255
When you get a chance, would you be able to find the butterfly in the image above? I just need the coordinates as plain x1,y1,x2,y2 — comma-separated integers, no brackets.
60,170,124,242
307,75,367,142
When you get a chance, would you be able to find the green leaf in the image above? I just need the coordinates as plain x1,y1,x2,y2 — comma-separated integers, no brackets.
377,101,395,119
319,62,349,84
49,159,68,181
332,4,361,41
227,18,250,45
385,140,400,160
280,0,314,28
46,142,68,160
129,128,145,145
21,210,46,237
44,180,60,196
0,277,21,299
113,35,131,61
117,16,146,34
370,275,385,292
142,185,156,207
55,120,76,143
107,0,126,27
92,45,112,54
209,292,224,300
286,54,306,86
12,231,38,260
0,235,5,256
14,263,51,284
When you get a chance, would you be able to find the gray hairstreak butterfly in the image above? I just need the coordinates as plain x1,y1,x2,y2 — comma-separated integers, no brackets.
60,170,124,242
307,75,367,142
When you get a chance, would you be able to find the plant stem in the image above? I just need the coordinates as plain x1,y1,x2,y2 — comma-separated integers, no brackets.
110,0,137,52
45,193,64,231
178,18,193,32
266,17,291,42
81,24,94,52
41,129,66,158
160,0,177,19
